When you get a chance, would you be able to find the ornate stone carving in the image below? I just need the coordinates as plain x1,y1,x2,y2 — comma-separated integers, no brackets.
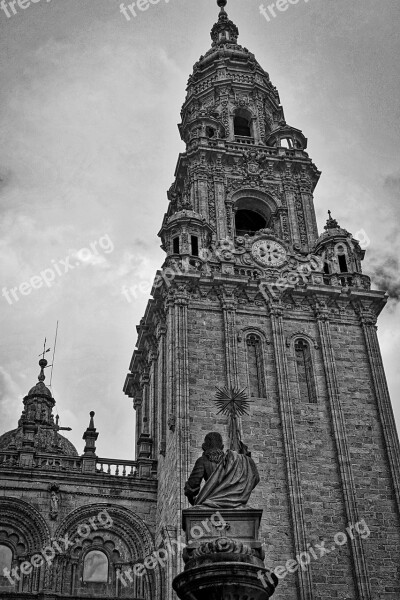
192,537,254,559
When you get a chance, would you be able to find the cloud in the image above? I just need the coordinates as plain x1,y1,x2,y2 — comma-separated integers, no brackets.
369,254,400,301
0,367,21,415
367,174,400,301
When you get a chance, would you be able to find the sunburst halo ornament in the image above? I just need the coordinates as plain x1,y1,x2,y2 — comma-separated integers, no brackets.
214,386,252,452
214,386,252,417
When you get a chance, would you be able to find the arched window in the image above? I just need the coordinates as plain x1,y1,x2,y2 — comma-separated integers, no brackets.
235,210,266,237
280,137,293,149
246,334,264,398
336,246,348,273
83,550,109,583
234,109,252,137
173,237,180,254
295,339,317,404
191,235,199,257
0,545,12,575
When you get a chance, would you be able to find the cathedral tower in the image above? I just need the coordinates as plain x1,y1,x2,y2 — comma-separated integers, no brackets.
124,2,400,598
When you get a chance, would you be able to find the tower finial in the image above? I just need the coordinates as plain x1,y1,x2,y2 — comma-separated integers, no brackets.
325,210,340,231
211,0,239,46
38,339,51,382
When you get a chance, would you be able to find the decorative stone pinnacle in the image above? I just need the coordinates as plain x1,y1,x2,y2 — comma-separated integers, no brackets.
82,411,98,455
211,0,239,46
88,411,96,430
325,210,340,230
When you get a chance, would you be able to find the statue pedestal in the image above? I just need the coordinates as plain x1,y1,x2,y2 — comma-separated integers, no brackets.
172,509,278,600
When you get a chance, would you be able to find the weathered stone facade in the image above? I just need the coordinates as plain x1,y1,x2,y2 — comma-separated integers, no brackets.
124,3,400,599
0,363,159,600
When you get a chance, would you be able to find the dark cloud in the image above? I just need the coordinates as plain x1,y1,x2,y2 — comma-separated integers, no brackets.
369,254,400,301
384,173,400,192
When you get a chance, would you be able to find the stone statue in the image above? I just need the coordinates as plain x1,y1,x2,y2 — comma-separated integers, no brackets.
184,387,260,509
49,485,60,520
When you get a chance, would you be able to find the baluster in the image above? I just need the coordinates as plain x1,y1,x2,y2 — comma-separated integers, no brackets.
107,463,111,475
129,465,134,477
122,465,126,477
115,464,119,476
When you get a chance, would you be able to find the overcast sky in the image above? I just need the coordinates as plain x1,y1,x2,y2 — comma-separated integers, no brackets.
0,0,399,460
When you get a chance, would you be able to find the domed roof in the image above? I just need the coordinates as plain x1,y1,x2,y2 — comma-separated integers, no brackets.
316,211,351,245
0,355,78,458
27,380,53,398
0,427,78,457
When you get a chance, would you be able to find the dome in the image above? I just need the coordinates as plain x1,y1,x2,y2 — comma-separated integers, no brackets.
27,381,53,398
0,426,78,457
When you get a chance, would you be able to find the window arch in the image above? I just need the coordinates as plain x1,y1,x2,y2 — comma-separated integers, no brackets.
336,245,348,273
0,545,12,575
280,137,293,149
294,339,317,404
173,237,180,255
246,334,265,398
234,109,252,137
83,550,109,583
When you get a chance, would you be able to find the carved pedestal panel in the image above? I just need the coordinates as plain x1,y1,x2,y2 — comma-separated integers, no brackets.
172,509,277,600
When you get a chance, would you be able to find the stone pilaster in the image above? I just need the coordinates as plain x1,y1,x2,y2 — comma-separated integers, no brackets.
315,301,372,600
173,286,191,516
157,320,168,456
269,304,314,600
220,286,239,388
357,305,400,516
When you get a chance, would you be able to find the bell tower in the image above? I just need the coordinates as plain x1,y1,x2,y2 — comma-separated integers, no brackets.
124,2,400,599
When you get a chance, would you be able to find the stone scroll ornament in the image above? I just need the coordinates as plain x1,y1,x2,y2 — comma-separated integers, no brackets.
184,387,260,509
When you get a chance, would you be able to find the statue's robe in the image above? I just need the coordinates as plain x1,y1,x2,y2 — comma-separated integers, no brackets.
187,449,260,509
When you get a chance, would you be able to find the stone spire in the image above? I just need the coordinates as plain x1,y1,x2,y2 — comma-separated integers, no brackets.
211,0,239,46
82,411,99,456
324,210,340,230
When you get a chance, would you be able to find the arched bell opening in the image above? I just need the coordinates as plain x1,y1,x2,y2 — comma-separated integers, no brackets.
235,210,266,237
234,108,253,138
234,197,272,237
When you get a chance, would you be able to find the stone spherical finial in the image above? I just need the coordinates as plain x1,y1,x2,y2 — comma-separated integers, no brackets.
217,0,227,7
90,411,95,417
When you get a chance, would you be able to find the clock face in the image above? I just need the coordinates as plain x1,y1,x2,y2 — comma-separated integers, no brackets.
251,239,287,267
